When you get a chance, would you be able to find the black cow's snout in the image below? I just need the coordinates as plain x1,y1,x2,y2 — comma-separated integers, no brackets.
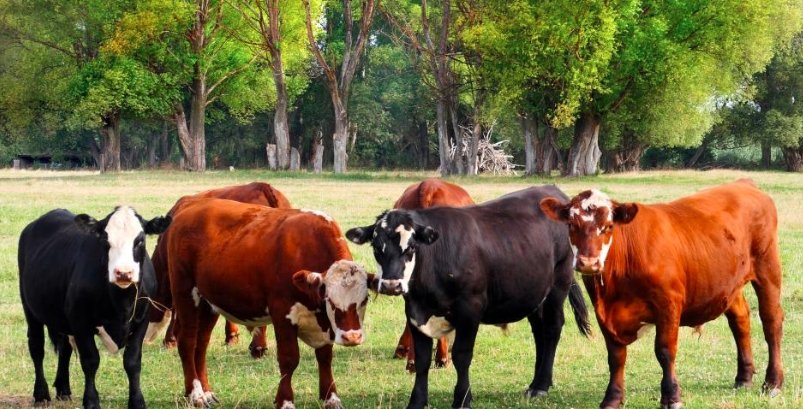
379,280,404,295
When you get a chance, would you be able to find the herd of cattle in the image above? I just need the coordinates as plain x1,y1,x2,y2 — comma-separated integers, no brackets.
17,178,784,409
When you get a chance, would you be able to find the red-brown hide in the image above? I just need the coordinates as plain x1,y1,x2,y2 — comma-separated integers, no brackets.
540,179,784,408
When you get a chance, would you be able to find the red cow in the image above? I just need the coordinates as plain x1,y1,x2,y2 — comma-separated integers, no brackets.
392,178,474,371
146,182,292,358
540,179,784,409
163,198,376,408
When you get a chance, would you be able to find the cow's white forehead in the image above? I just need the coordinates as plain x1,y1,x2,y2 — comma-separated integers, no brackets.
104,206,143,244
580,189,612,210
324,260,368,310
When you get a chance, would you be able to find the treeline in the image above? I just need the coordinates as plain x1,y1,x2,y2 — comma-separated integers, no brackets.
0,0,802,174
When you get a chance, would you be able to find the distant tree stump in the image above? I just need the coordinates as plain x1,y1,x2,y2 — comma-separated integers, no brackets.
313,143,324,173
290,147,300,171
266,144,277,170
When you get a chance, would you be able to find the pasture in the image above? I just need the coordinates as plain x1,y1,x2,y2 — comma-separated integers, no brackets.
0,169,800,409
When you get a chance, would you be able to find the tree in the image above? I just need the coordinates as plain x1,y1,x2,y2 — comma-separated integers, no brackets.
232,0,318,170
0,0,158,172
303,0,377,173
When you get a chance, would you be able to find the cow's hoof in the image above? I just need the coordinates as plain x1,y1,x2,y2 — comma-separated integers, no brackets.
394,346,409,359
249,345,267,359
163,339,177,349
764,387,781,398
324,393,344,409
524,388,548,398
56,393,71,401
660,403,682,409
733,380,753,389
190,391,219,408
434,359,449,369
33,399,51,408
406,360,415,373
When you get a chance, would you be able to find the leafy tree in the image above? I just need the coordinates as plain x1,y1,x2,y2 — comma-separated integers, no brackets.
303,0,378,173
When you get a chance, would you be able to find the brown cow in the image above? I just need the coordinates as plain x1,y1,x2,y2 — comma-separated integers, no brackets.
540,179,784,409
163,198,376,408
392,178,474,371
145,182,292,358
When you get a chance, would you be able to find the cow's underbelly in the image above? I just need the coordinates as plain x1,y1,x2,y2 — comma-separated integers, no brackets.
411,315,454,338
207,301,272,327
194,286,273,327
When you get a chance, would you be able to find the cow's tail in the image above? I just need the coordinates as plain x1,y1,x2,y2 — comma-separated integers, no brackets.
568,280,592,338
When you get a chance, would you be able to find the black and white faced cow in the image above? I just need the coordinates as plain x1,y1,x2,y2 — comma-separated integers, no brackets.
18,206,170,409
347,186,592,409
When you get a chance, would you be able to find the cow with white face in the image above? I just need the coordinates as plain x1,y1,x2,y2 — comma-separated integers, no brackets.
347,186,592,409
19,206,170,409
345,210,437,296
540,189,638,274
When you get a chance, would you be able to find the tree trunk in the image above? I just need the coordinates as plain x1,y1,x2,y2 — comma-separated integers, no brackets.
782,145,803,172
332,96,349,173
266,144,277,170
541,124,560,174
436,100,453,176
271,62,290,170
565,112,602,176
761,141,772,168
148,132,159,167
187,71,207,172
290,147,301,171
418,120,429,169
312,141,324,173
99,112,121,172
521,114,539,176
159,120,170,165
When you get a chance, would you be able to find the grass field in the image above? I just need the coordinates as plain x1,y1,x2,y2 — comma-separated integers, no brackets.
0,169,800,409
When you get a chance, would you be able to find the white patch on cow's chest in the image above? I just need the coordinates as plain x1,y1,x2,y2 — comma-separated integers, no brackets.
104,206,143,286
410,315,454,339
300,208,334,222
96,326,119,354
191,287,201,307
570,244,578,269
286,302,331,348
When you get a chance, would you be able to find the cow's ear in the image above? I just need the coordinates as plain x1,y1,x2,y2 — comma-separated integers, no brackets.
414,225,438,245
540,197,570,222
612,202,638,224
74,214,103,235
144,215,172,235
292,270,325,302
345,225,374,245
366,273,381,293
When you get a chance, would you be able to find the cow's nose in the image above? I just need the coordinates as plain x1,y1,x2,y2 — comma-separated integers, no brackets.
379,280,403,295
341,330,364,346
576,255,600,273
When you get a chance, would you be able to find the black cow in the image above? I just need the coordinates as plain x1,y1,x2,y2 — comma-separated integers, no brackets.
18,206,170,409
346,185,591,409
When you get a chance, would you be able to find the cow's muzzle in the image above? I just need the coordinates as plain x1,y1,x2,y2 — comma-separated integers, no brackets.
575,255,602,275
378,279,404,296
339,330,364,346
113,269,135,288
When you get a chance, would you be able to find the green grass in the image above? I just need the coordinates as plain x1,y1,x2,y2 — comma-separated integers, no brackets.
0,168,801,409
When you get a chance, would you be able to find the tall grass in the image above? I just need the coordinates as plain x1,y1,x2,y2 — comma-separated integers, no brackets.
0,169,800,408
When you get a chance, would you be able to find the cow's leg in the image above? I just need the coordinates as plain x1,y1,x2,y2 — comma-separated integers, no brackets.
223,320,239,346
24,312,51,406
395,323,412,359
74,333,102,409
655,315,682,409
54,335,73,401
451,323,479,409
751,248,784,395
248,326,268,359
600,332,627,409
435,336,450,369
194,304,220,405
272,321,300,409
175,295,206,407
407,325,433,409
122,319,148,409
314,345,343,409
163,312,178,349
406,330,417,373
526,290,566,397
725,292,755,388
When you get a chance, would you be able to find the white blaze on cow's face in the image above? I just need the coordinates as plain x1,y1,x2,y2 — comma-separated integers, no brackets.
323,260,369,346
104,206,145,288
566,189,615,274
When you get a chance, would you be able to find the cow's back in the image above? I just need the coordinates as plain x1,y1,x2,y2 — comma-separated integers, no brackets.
166,200,350,314
411,185,572,324
395,179,474,209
